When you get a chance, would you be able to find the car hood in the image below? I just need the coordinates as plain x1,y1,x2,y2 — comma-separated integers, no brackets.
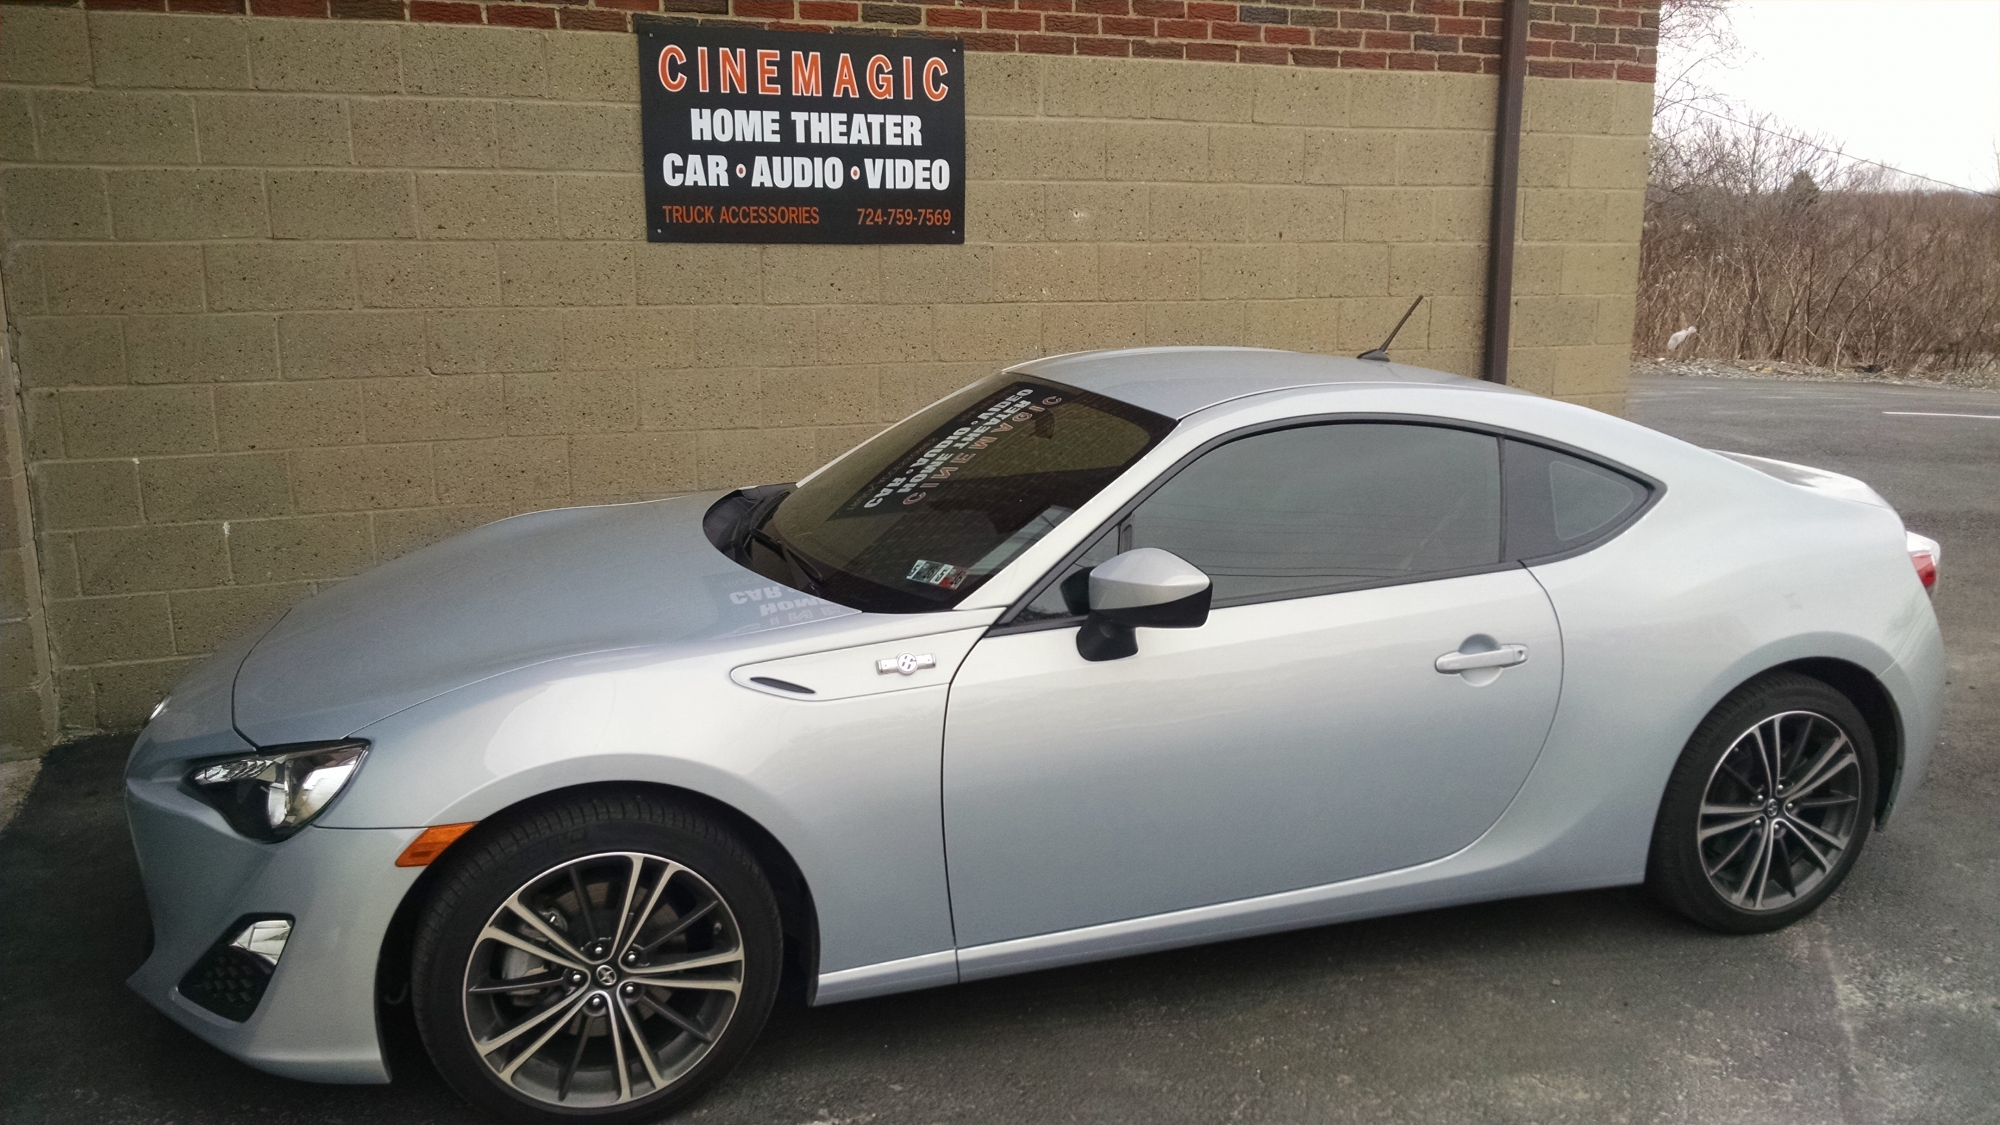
231,494,859,746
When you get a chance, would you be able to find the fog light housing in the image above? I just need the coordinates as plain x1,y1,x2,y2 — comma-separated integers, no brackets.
177,915,293,1022
184,741,367,842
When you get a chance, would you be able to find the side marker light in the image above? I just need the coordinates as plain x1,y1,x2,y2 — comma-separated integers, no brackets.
395,822,478,867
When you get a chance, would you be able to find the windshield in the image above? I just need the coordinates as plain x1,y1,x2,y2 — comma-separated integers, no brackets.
745,375,1175,613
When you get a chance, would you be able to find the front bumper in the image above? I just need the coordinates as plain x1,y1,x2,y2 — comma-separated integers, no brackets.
125,774,422,1084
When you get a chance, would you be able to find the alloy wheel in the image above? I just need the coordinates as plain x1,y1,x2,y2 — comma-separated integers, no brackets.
460,851,744,1108
1697,710,1865,912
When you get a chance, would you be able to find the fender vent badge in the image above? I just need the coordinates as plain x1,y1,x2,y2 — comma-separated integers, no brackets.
876,653,937,676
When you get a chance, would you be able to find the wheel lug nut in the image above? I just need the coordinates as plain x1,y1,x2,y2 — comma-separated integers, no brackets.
622,983,637,996
568,970,584,984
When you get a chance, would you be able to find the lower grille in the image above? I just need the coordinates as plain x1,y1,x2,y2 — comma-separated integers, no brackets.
177,915,292,1022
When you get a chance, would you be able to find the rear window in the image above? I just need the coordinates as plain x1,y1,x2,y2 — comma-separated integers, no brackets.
754,376,1175,613
1502,439,1650,559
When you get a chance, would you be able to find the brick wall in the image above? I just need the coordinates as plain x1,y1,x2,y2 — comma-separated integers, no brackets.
12,0,1659,78
0,4,1651,740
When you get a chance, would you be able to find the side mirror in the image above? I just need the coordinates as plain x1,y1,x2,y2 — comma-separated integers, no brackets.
1076,548,1212,662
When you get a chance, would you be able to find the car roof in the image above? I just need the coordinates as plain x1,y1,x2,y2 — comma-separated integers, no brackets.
1007,346,1502,419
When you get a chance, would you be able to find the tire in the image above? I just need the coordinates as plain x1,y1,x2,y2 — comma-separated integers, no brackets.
1648,672,1878,933
411,791,783,1124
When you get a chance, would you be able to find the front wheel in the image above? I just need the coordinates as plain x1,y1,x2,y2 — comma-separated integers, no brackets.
410,792,783,1124
1648,673,1877,933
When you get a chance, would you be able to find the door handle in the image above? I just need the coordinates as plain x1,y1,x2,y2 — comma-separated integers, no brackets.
1435,644,1528,673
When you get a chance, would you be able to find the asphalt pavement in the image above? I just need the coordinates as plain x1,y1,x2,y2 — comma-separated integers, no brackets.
2,373,1994,1124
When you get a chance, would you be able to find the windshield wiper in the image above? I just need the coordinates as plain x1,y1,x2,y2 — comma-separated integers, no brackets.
733,489,827,594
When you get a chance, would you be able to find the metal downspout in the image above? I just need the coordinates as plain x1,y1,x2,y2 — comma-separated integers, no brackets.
1482,0,1529,384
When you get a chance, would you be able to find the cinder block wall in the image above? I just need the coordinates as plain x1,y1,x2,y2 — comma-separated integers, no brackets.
0,4,1650,739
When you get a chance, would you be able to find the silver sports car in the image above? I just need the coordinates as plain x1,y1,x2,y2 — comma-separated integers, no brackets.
126,347,1944,1122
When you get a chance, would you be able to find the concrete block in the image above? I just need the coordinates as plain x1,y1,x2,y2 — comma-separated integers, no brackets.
90,657,197,727
963,180,1042,243
89,12,249,90
1518,134,1572,188
549,30,640,102
557,174,645,241
291,444,435,513
1106,122,1209,184
1433,73,1498,130
168,582,313,654
1042,55,1150,118
137,451,290,521
71,523,228,595
50,594,174,665
1350,72,1439,129
1511,243,1564,295
1612,80,1656,139
1043,303,1145,356
931,304,1041,362
205,243,355,312
1149,184,1248,243
639,368,760,432
1201,243,1297,300
1553,343,1630,399
1,168,110,241
504,370,636,435
1569,134,1648,190
1339,294,1430,351
1243,299,1342,354
1596,294,1637,346
268,170,416,240
402,23,548,98
427,307,565,374
497,102,638,171
1304,129,1397,186
214,381,364,451
44,245,202,315
279,312,428,381
1560,243,1639,296
1346,187,1435,244
1601,189,1644,243
636,244,762,305
21,387,64,461
15,317,124,389
194,94,350,167
1,4,90,85
964,52,1042,117
356,243,499,308
1142,300,1244,347
1245,184,1343,242
1043,183,1148,242
370,505,509,561
361,375,504,442
32,460,142,531
31,90,198,165
1252,66,1349,128
759,368,878,429
248,18,401,93
433,437,568,504
814,306,934,365
1425,294,1485,350
881,245,992,305
1209,124,1304,184
125,314,278,384
762,246,882,305
352,99,496,169
229,514,374,583
570,432,697,500
59,385,213,457
1398,131,1491,186
498,242,634,307
695,427,821,491
1525,76,1614,135
877,361,986,421
967,119,1105,181
1390,242,1485,296
994,244,1097,302
690,306,814,368
1099,244,1200,301
560,307,687,371
1148,59,1254,123
1510,295,1601,348
1520,188,1608,243
2,89,36,164
106,169,267,241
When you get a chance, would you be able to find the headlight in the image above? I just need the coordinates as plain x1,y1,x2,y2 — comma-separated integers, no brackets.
185,741,368,841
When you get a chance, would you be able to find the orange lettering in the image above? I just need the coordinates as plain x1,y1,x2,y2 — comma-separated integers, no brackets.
866,54,893,100
832,52,860,98
791,50,822,96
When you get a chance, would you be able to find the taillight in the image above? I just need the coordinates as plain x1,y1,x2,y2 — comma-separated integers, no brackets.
1906,531,1940,594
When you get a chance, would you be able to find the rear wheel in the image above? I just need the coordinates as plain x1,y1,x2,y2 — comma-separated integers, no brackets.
411,792,782,1124
1648,673,1877,933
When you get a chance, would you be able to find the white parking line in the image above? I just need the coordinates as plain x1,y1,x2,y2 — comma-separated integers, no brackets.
1881,411,2000,420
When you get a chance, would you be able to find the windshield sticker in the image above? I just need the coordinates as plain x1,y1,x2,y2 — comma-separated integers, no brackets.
830,382,1068,519
906,559,969,589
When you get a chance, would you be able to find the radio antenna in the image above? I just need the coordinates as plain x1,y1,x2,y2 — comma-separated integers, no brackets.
1358,295,1424,362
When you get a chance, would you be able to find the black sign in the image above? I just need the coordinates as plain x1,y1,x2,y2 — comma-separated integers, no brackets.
637,23,965,244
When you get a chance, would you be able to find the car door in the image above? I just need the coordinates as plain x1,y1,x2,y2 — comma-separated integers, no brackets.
941,421,1565,949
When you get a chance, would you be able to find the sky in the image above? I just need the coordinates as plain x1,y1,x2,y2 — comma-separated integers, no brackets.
1659,0,2000,193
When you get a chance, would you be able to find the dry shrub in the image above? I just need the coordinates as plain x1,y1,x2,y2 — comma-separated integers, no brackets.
1637,110,1999,374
